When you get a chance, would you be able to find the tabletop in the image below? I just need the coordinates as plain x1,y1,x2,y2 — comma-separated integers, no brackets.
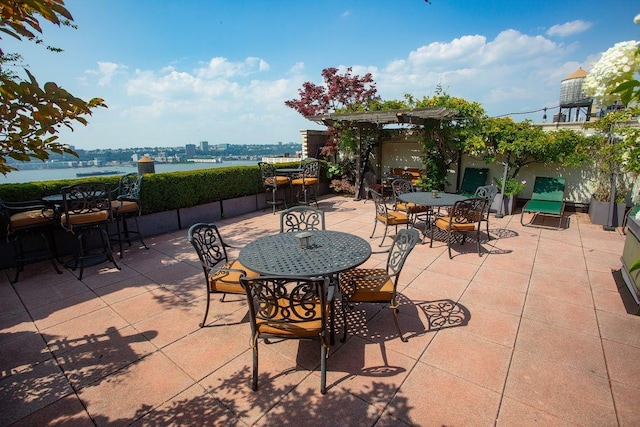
239,230,371,277
276,168,302,175
398,192,466,207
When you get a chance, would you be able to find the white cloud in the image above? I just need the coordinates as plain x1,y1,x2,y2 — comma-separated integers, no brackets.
341,10,351,18
195,57,270,79
547,20,592,37
86,61,128,86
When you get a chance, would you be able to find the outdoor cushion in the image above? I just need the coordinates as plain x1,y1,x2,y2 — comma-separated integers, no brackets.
264,176,290,186
396,201,429,214
10,209,55,228
434,217,476,232
339,268,394,301
61,210,109,227
111,200,139,214
377,210,409,225
255,299,324,337
209,259,259,293
291,177,318,186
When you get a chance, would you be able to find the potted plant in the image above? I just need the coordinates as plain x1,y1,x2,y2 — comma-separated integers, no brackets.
582,34,640,227
492,177,526,215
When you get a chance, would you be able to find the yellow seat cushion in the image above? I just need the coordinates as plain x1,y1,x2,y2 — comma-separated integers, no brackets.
256,298,324,337
111,200,139,214
396,202,428,214
61,210,109,228
264,176,290,186
434,217,476,231
10,209,55,229
209,259,259,293
339,268,394,302
291,177,318,186
378,211,409,225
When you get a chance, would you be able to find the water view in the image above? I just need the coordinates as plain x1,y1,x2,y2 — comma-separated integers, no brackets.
0,160,258,184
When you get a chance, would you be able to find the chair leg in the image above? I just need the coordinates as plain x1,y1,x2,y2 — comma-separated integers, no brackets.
391,305,407,343
341,296,349,343
320,344,327,394
200,290,212,327
251,338,259,391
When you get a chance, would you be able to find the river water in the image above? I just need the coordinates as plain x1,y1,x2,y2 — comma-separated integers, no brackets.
0,161,258,184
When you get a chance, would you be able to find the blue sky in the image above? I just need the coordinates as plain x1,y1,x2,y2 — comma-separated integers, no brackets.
4,0,639,150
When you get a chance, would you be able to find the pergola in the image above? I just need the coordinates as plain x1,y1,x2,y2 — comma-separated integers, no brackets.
305,107,459,199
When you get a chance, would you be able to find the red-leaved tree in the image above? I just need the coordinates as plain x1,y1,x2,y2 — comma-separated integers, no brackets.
285,67,379,156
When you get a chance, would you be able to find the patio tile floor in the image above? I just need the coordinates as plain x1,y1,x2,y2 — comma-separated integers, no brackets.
1,194,639,426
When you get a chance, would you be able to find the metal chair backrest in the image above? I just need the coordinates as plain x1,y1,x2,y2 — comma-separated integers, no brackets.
188,223,230,274
300,159,320,180
474,184,498,213
449,197,486,225
386,228,420,279
280,206,325,232
115,173,142,201
241,275,329,335
371,189,390,219
391,178,414,198
60,182,112,229
258,161,276,183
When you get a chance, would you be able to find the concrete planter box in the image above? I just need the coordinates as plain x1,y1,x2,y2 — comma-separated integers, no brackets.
179,201,222,229
621,216,640,305
588,195,626,227
491,194,517,215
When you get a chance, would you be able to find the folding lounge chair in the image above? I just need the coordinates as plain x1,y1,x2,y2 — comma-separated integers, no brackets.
520,177,566,229
458,168,489,197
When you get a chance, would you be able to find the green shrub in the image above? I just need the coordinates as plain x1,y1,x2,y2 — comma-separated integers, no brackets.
0,161,322,216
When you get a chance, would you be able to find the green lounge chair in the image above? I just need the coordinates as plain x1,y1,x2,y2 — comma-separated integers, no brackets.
458,168,489,197
520,176,565,229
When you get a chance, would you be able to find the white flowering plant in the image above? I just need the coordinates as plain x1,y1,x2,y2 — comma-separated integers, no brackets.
582,40,640,106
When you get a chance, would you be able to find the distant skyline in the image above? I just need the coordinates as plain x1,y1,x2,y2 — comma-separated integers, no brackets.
4,0,638,150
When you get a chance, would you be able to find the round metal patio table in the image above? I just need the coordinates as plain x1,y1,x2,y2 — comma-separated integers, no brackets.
238,230,371,277
398,191,466,208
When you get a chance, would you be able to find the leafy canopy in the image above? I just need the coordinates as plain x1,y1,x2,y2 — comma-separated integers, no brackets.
0,0,106,175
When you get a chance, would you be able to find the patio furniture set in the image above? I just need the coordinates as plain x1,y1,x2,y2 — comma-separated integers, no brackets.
371,170,567,258
188,205,421,394
0,173,149,282
258,158,320,213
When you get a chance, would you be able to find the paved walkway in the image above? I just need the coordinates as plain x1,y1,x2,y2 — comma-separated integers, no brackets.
1,195,639,426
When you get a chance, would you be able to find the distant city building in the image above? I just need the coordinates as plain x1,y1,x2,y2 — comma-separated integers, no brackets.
185,144,196,156
217,143,229,150
199,141,209,151
131,153,139,162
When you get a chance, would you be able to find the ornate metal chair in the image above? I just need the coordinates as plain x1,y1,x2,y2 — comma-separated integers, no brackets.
279,205,325,232
258,162,290,214
363,171,383,202
339,228,420,342
391,178,430,226
430,197,486,259
291,159,320,207
60,182,119,280
0,199,61,283
188,223,259,327
369,189,410,246
240,275,332,394
473,184,498,239
110,173,148,258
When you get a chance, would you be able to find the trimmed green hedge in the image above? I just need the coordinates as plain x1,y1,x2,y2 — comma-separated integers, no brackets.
0,161,317,215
